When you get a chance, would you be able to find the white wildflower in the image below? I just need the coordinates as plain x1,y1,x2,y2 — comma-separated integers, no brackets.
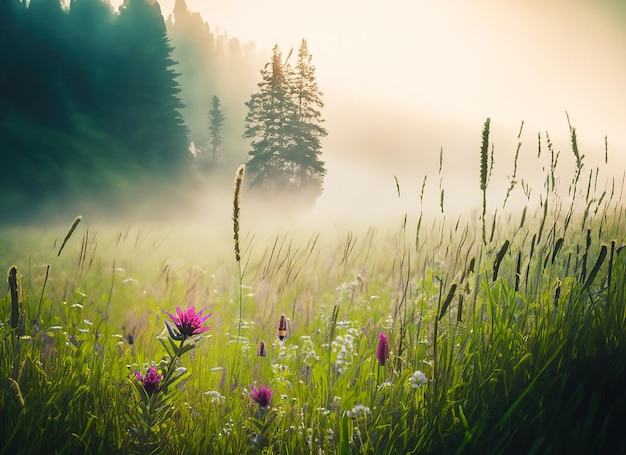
347,404,371,420
203,390,225,403
409,370,428,389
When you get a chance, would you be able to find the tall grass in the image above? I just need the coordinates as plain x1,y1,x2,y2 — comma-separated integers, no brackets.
1,119,625,454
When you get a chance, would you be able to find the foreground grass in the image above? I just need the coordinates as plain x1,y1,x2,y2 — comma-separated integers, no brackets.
2,121,626,454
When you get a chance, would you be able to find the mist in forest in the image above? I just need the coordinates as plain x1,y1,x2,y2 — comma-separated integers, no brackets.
2,0,625,229
109,0,626,224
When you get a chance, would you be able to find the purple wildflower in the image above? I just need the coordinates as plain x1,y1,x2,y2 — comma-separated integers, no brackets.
376,332,389,366
136,365,162,396
249,384,273,408
164,306,211,339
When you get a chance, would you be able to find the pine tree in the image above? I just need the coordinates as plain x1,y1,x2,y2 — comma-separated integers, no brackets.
243,40,327,204
208,95,225,164
289,39,327,198
244,45,296,190
66,0,117,122
112,0,188,171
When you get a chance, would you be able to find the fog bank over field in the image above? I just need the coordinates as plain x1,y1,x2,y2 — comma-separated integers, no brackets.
313,96,623,221
174,97,621,236
153,0,626,227
26,0,624,229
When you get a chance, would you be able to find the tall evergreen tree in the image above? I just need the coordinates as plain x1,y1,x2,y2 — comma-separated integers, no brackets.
243,41,327,203
289,39,327,197
112,0,188,170
208,95,225,164
66,0,116,122
244,45,296,190
19,0,72,128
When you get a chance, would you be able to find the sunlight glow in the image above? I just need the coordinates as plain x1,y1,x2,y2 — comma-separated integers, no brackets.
138,0,626,140
106,0,625,220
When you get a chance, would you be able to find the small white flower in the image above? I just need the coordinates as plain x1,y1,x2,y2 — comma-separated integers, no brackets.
204,390,225,403
408,370,428,389
347,404,371,419
175,366,188,375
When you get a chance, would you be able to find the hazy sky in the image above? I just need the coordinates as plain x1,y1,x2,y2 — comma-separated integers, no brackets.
110,0,626,217
144,0,626,135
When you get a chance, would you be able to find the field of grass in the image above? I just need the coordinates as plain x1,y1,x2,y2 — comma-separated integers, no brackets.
2,120,626,454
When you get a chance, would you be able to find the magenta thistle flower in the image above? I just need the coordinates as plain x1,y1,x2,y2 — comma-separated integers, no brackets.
136,365,162,396
376,332,389,366
164,306,211,339
249,384,273,408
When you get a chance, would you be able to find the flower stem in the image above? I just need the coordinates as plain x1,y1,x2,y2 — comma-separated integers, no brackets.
160,338,187,392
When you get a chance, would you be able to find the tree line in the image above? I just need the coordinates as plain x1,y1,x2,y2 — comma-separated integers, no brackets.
0,0,327,222
1,0,189,221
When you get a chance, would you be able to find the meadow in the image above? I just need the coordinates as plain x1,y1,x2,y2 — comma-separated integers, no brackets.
1,119,626,454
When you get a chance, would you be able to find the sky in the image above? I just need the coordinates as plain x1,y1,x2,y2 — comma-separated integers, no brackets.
147,0,626,132
111,0,626,218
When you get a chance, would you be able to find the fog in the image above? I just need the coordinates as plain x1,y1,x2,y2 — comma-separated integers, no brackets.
100,0,626,228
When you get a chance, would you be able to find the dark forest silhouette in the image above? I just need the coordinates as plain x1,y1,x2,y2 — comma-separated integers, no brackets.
0,0,266,223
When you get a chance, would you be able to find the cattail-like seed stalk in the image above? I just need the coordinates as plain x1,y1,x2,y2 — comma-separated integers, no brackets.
233,164,245,262
8,266,21,332
277,314,289,341
480,117,491,245
257,340,267,357
232,164,246,384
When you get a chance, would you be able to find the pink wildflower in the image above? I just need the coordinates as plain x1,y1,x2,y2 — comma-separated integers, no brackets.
249,384,273,408
136,365,162,396
376,332,389,366
164,306,211,339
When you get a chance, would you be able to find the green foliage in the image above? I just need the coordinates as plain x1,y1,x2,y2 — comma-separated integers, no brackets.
208,96,226,165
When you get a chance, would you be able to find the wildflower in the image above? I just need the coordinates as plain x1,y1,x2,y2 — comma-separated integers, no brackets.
376,332,389,366
277,314,289,341
331,327,359,374
409,370,428,389
204,390,225,403
347,404,371,419
249,384,273,409
164,306,211,339
136,365,162,396
257,340,267,357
